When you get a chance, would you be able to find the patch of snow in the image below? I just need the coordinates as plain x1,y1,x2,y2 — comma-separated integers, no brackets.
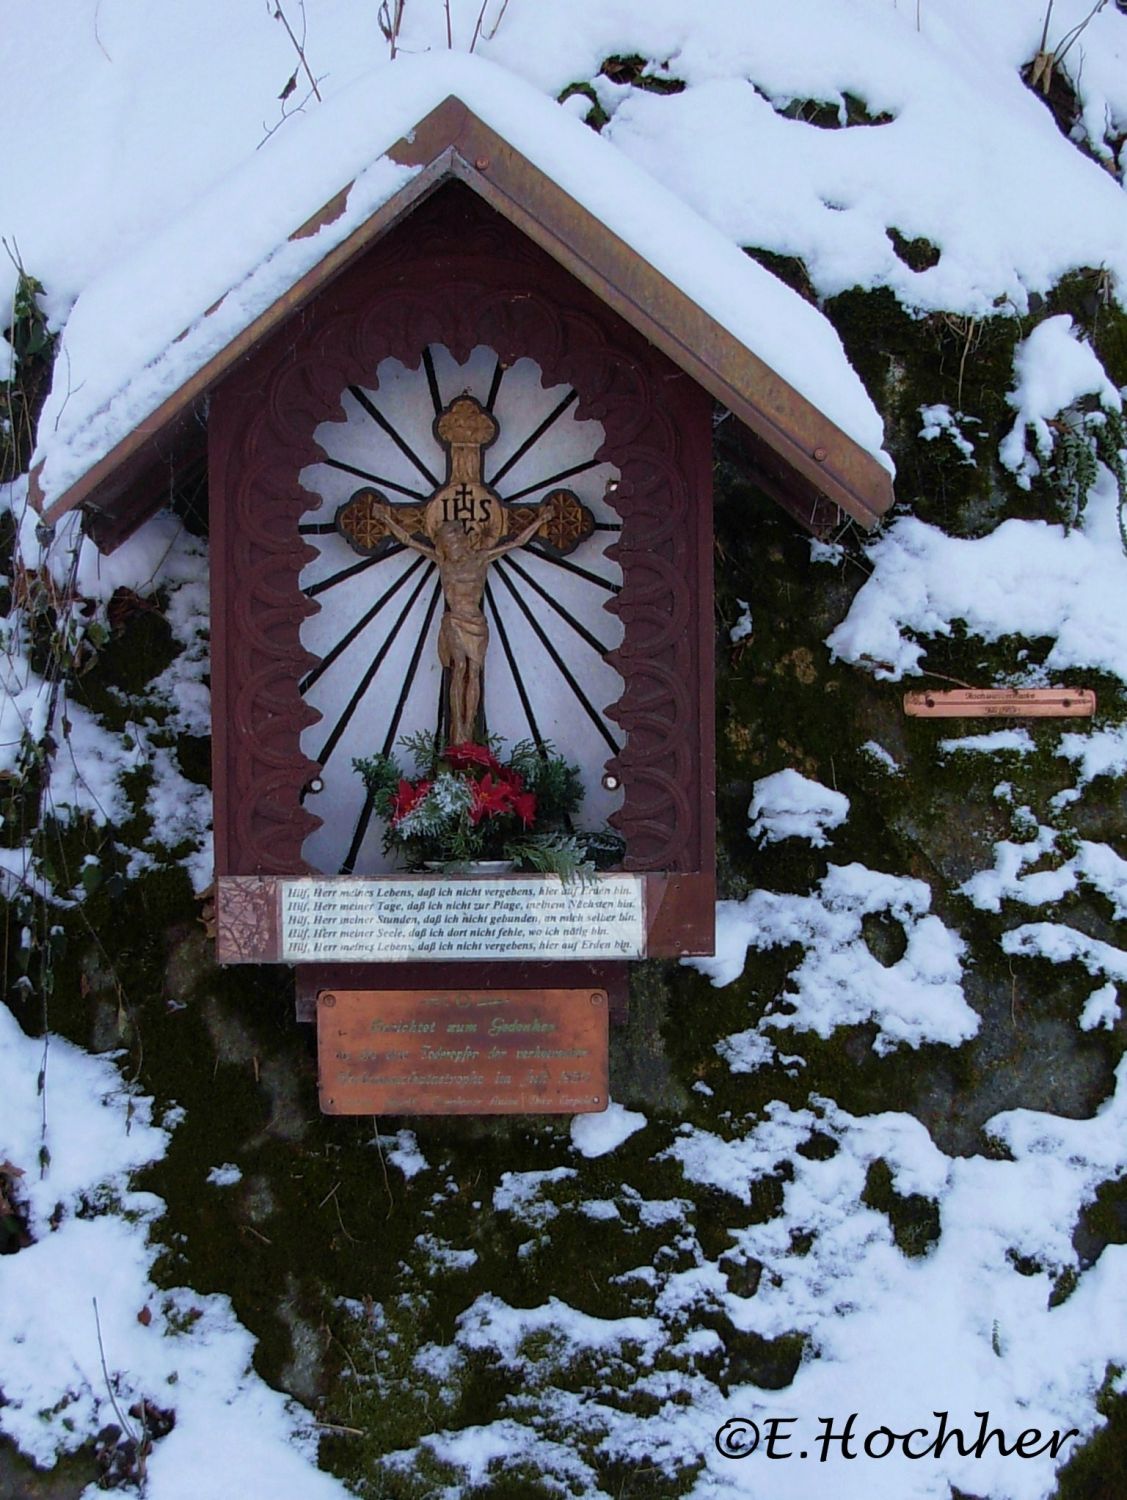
689,863,977,1055
961,825,1068,912
729,598,753,642
964,831,1127,918
1080,982,1121,1032
414,1233,478,1272
570,1100,646,1157
693,864,972,1062
456,1291,664,1365
920,402,976,460
580,1199,621,1221
999,315,1121,486
380,1129,429,1180
716,1028,776,1075
1003,922,1127,982
493,1166,577,1225
0,1003,348,1496
940,728,1035,755
748,768,850,848
1058,724,1127,785
810,537,846,565
678,1071,1127,1499
829,465,1127,682
207,1163,242,1188
861,739,900,773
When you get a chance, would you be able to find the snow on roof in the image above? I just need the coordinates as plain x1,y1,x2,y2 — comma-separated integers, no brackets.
30,52,890,520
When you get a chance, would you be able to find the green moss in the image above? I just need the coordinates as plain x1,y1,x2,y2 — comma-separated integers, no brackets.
823,287,1026,534
70,590,178,728
1,266,55,482
887,228,941,272
0,1434,100,1498
1054,1366,1127,1500
599,54,685,94
743,247,817,304
862,1158,941,1257
556,81,608,132
777,92,894,128
1076,1175,1127,1262
706,1322,806,1391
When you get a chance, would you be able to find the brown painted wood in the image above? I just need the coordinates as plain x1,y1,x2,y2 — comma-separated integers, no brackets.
317,986,609,1115
36,97,892,547
644,873,717,957
210,184,715,927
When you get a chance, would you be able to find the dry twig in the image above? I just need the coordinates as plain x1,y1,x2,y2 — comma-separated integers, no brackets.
378,0,407,58
470,0,511,51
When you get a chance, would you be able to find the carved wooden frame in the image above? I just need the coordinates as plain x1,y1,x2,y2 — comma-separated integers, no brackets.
210,185,714,931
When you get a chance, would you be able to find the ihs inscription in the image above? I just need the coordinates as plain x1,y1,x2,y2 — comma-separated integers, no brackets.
333,392,595,558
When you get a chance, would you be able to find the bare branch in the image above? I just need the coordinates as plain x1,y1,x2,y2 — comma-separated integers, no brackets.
92,1298,138,1445
378,0,407,59
1054,0,1108,70
270,0,321,101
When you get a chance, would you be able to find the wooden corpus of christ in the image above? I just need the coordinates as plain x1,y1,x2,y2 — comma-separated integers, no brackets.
209,185,717,1012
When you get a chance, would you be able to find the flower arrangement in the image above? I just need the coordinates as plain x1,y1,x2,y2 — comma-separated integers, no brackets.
354,733,617,879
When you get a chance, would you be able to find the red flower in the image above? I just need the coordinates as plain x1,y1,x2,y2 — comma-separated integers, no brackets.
468,773,516,824
390,777,430,825
444,741,501,773
511,789,536,827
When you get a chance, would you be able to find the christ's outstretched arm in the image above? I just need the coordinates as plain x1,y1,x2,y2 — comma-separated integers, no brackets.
482,514,543,562
383,511,436,557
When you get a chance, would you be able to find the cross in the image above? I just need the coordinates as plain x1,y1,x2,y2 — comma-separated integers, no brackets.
332,392,597,744
334,392,595,560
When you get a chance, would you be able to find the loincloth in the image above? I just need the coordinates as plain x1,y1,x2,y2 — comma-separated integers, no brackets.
438,609,488,668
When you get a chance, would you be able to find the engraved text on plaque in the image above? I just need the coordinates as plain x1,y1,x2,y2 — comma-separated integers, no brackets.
318,988,609,1115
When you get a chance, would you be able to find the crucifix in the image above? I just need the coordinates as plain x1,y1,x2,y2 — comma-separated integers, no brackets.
334,392,595,743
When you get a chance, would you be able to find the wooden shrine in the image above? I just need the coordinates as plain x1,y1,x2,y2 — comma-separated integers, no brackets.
30,95,894,1116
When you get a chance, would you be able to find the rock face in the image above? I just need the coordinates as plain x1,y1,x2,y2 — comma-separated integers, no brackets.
8,279,1127,1488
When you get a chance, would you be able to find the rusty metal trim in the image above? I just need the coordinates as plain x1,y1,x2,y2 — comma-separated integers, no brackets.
36,96,892,544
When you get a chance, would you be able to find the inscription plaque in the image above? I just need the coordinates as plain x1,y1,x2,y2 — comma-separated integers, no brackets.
318,988,609,1115
904,687,1096,719
279,875,645,963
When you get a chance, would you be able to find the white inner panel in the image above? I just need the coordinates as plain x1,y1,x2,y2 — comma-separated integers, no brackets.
296,346,625,875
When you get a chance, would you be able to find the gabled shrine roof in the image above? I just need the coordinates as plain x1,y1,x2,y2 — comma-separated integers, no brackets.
28,53,894,546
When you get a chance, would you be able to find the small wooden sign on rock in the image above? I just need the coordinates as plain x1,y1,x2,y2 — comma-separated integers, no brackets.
903,687,1096,719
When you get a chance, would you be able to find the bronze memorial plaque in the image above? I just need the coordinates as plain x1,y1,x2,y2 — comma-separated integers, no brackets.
318,989,609,1116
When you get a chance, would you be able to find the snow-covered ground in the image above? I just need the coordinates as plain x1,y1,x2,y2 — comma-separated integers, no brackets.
4,1,1127,1496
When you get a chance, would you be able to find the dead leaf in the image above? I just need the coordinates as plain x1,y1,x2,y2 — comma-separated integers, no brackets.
1029,50,1055,94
